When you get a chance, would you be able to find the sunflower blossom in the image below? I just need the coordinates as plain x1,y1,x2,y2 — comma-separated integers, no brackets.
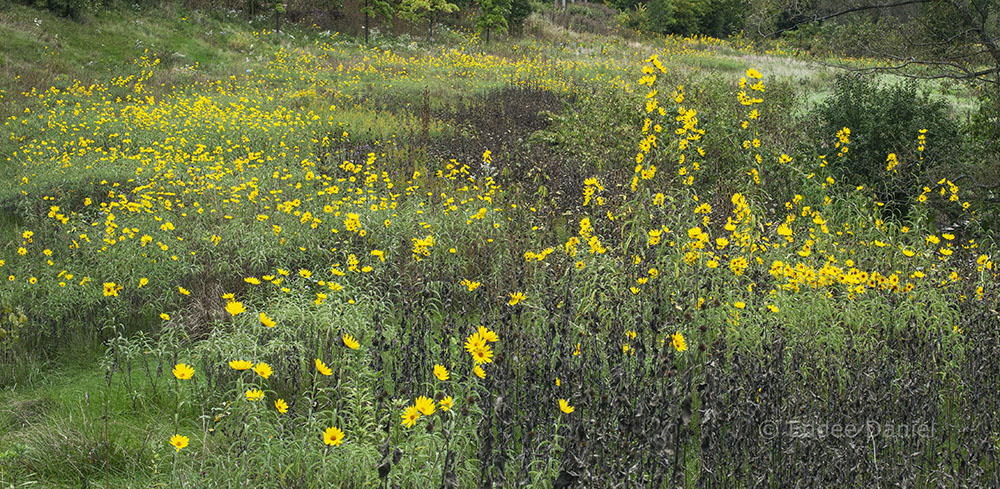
315,358,332,376
464,333,486,353
415,396,436,416
433,364,449,381
477,325,499,343
401,405,421,428
275,398,288,414
103,282,119,297
559,399,575,414
471,345,494,365
323,426,344,446
225,300,245,317
229,360,252,371
671,331,688,352
172,363,194,380
259,312,276,328
170,434,189,452
439,396,453,412
253,362,272,379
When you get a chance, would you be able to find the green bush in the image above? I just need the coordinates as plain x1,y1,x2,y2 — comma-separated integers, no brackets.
961,89,1000,232
814,74,962,219
970,89,1000,155
616,3,647,32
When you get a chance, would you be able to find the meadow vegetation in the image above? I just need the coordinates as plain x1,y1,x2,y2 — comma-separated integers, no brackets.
1,1,999,487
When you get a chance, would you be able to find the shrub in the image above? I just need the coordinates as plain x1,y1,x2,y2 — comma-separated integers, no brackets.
970,89,1000,155
814,74,962,219
615,3,646,33
959,88,1000,233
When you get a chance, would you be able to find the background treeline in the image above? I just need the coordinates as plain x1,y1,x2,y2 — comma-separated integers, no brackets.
10,0,996,57
614,0,743,38
4,0,535,40
6,0,744,38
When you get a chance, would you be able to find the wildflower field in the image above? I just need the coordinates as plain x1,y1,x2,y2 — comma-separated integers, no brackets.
1,3,999,488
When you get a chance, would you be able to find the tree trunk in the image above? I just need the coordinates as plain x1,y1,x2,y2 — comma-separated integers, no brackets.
364,0,370,45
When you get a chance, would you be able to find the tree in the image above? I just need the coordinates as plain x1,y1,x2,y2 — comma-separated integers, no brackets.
646,0,676,35
475,0,510,42
361,0,397,44
399,0,459,39
273,2,286,31
507,0,532,36
642,0,742,37
670,0,710,35
747,1,1000,104
700,0,743,38
607,0,645,10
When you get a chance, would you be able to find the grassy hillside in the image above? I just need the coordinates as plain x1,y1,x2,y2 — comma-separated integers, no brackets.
1,2,998,488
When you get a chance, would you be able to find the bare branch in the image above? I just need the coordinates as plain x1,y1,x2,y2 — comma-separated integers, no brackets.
820,58,1000,82
763,0,933,37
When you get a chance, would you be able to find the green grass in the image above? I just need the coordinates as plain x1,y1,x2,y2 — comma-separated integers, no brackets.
0,3,304,108
0,346,172,487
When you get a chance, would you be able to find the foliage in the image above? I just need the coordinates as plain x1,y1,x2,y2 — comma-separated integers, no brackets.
746,0,1000,104
700,0,742,38
645,0,676,36
970,88,1000,155
399,0,460,39
634,0,743,37
474,0,510,41
957,87,1000,231
813,73,962,219
361,0,397,43
507,0,532,35
616,3,647,33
